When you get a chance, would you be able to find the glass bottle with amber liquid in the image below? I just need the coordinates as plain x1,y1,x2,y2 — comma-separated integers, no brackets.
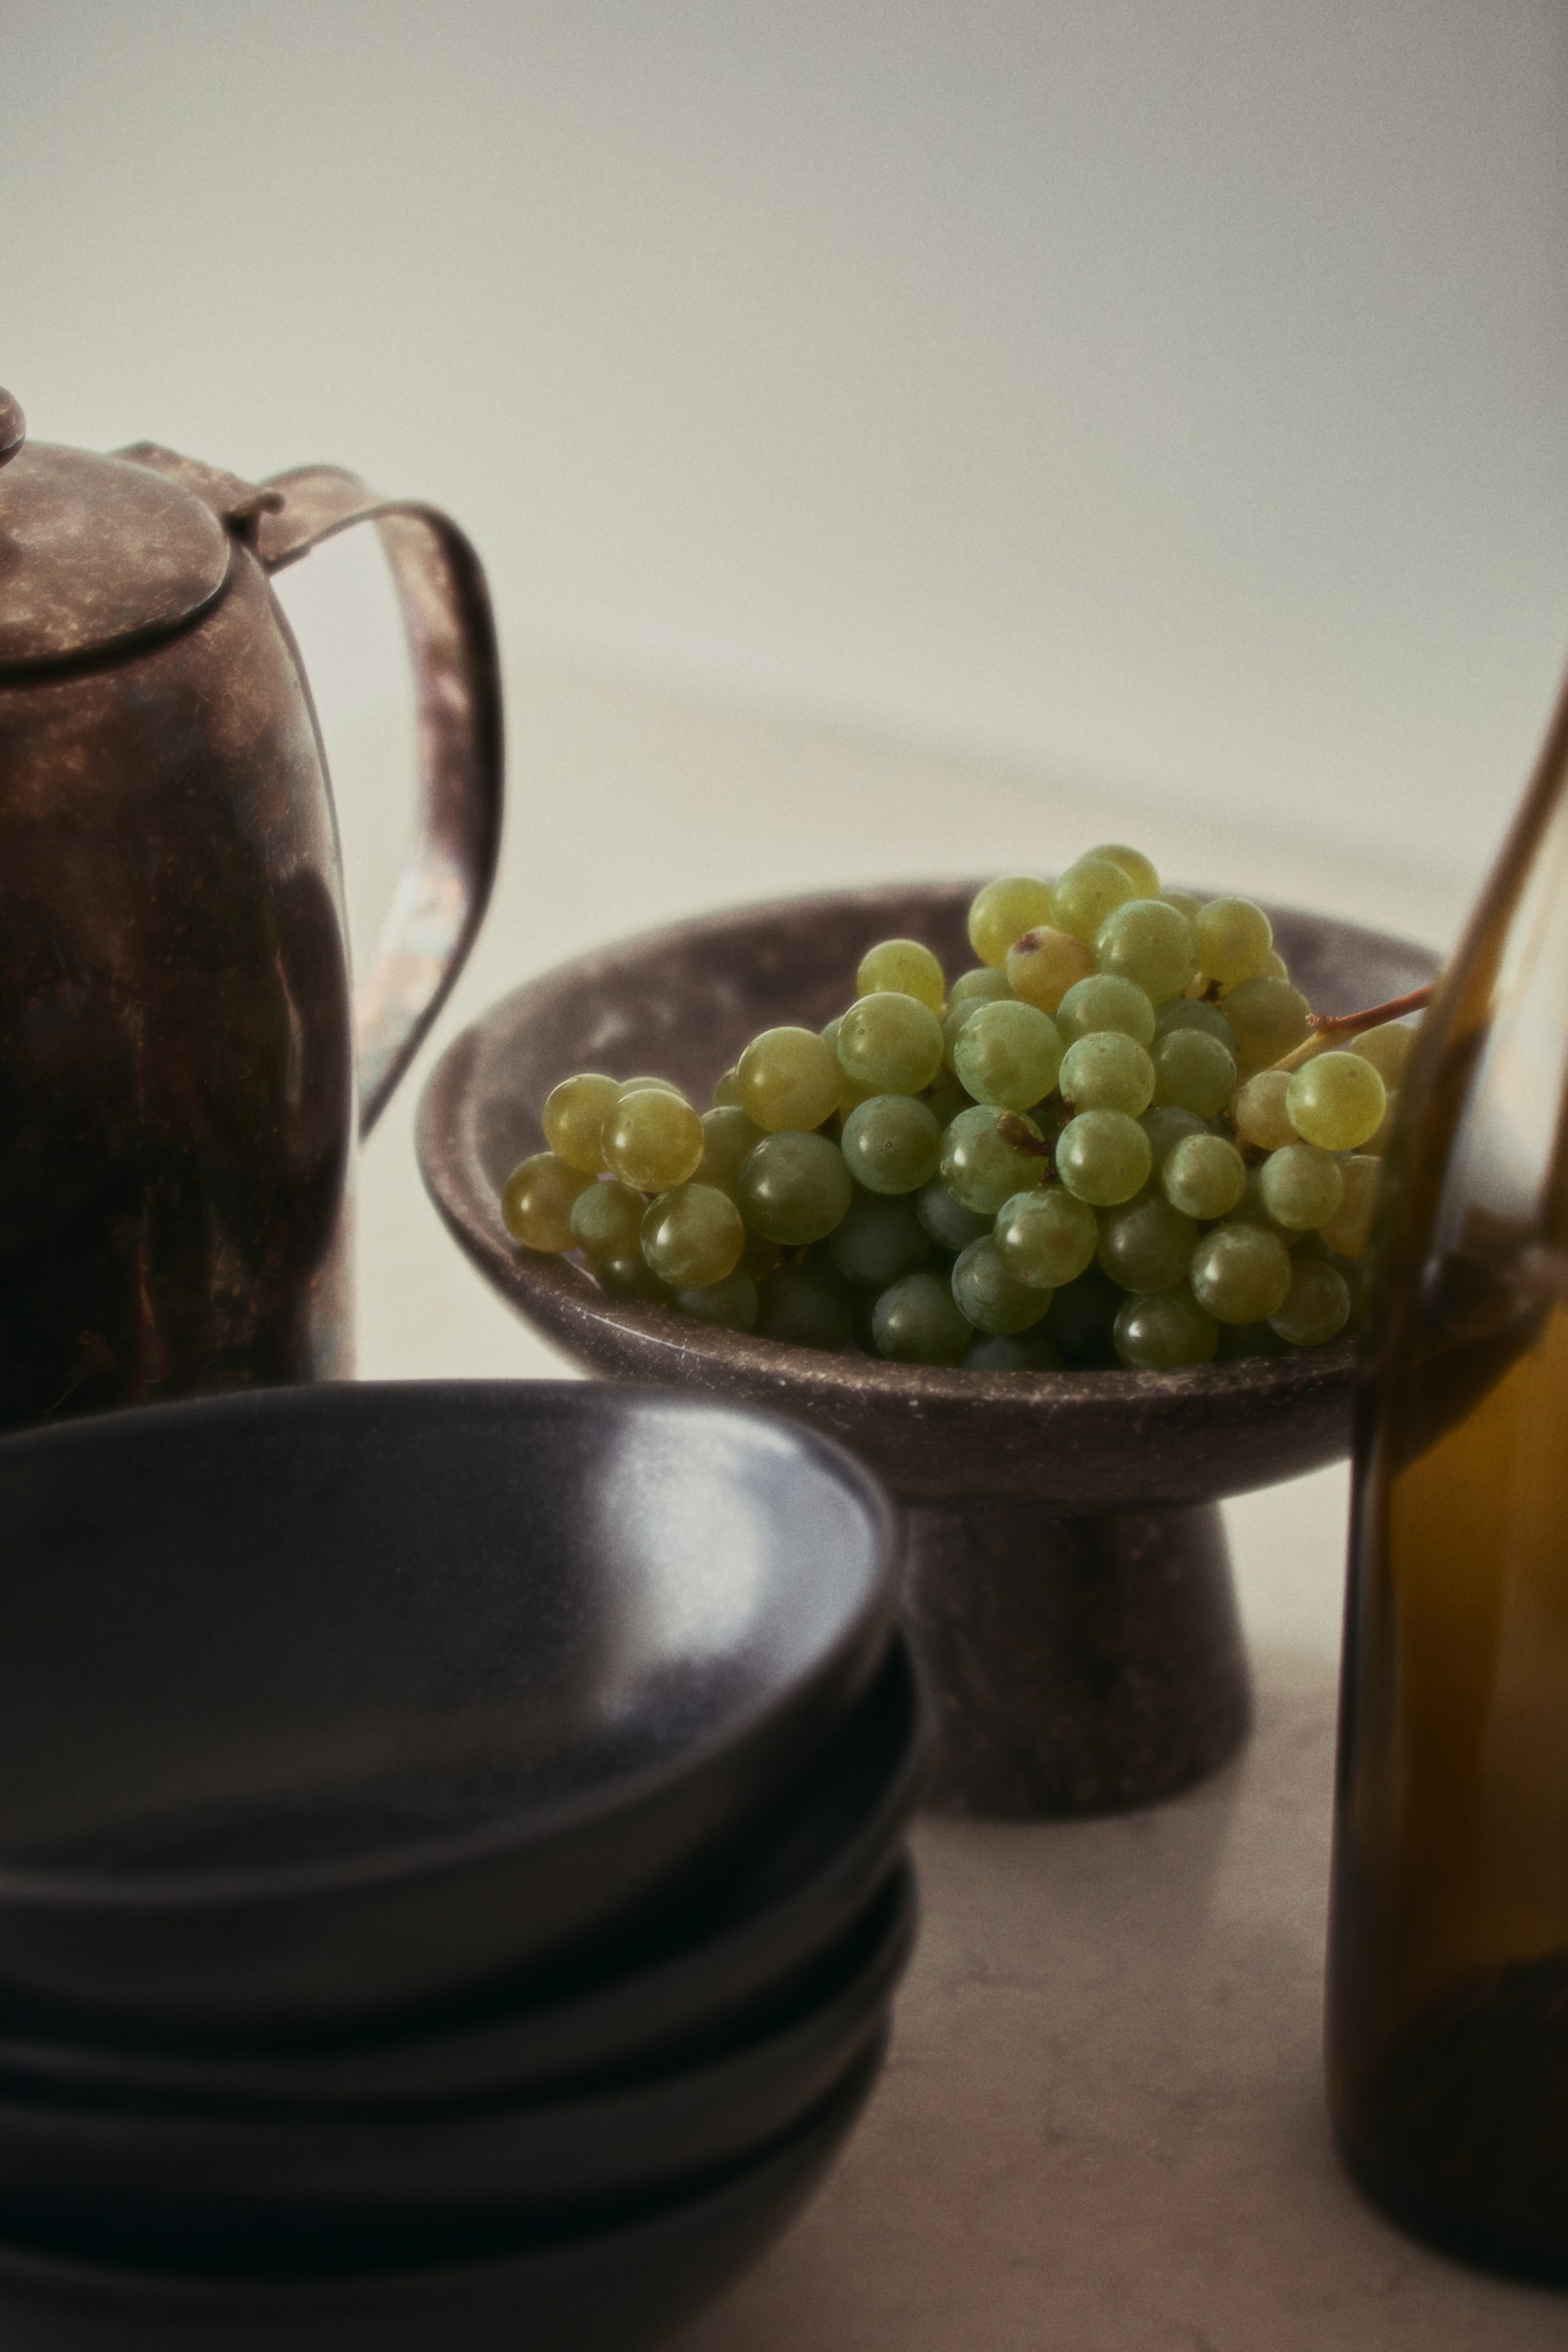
1328,673,1568,2275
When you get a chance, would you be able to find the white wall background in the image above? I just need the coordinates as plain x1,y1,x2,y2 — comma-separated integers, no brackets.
3,0,1566,894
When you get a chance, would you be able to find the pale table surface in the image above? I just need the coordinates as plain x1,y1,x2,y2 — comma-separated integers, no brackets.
333,658,1558,2346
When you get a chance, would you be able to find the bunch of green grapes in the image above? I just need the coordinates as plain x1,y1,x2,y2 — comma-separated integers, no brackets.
501,846,1419,1372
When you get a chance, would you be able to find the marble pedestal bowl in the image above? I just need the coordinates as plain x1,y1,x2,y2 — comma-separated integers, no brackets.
418,883,1439,1819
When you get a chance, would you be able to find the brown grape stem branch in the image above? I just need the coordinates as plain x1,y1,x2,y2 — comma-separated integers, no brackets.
996,1113,1056,1178
1270,983,1434,1075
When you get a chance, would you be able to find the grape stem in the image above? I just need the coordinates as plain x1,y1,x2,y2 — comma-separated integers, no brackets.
995,1112,1055,1174
1269,982,1434,1075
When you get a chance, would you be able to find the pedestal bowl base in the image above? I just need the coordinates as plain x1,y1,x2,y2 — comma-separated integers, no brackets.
902,1498,1247,1816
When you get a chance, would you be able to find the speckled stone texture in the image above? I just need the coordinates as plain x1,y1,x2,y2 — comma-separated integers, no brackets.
418,882,1439,1817
903,1498,1249,1815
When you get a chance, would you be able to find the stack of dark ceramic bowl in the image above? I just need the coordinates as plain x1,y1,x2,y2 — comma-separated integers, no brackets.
0,1381,922,2351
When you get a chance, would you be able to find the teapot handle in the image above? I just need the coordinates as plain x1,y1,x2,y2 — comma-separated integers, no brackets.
253,468,504,1138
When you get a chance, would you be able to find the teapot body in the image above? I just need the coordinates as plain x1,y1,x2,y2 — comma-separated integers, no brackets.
0,543,355,1427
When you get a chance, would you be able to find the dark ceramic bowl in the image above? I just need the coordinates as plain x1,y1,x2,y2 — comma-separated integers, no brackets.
418,881,1441,1816
0,1638,926,2111
0,2044,883,2351
0,1382,897,2033
0,1866,912,2271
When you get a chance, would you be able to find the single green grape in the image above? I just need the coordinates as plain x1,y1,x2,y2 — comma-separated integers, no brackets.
1093,898,1197,1005
951,1237,1053,1334
871,1271,973,1364
1189,1223,1293,1323
602,1090,706,1191
1161,889,1202,923
827,1193,931,1289
641,1183,745,1288
841,1094,944,1194
953,1000,1064,1111
1318,1156,1380,1259
836,991,944,1096
1285,1050,1387,1151
1153,997,1236,1053
674,1271,759,1331
1349,1019,1418,1086
1113,1285,1219,1368
856,936,945,1013
736,1131,854,1246
1257,1141,1344,1232
1005,925,1093,1013
992,1185,1099,1289
1059,1029,1155,1117
1231,1068,1296,1151
941,998,982,1075
947,965,1013,1010
1221,976,1312,1076
542,1072,621,1174
1161,1132,1246,1220
1096,1195,1199,1292
1055,973,1156,1048
695,1105,767,1197
915,1175,992,1251
963,1329,1066,1372
1139,1103,1208,1169
968,876,1057,967
501,1153,592,1251
711,1067,744,1109
1193,897,1273,989
819,1017,880,1114
1050,857,1137,945
1055,1108,1153,1206
597,1252,674,1304
939,1106,1049,1214
754,1262,854,1351
736,1026,842,1133
570,1177,647,1259
1085,843,1160,899
1149,1028,1236,1118
1269,1257,1352,1347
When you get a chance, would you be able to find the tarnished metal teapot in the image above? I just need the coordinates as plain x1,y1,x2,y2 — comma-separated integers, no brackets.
0,390,502,1429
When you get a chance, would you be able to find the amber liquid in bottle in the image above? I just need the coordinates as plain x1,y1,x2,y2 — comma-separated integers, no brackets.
1327,677,1568,2275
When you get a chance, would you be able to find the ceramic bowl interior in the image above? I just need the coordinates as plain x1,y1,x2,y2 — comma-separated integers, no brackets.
0,1381,896,2029
419,883,1442,1509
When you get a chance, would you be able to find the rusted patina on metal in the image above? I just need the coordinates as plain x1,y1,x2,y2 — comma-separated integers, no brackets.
0,444,232,672
0,391,26,470
0,393,503,1429
256,466,505,1131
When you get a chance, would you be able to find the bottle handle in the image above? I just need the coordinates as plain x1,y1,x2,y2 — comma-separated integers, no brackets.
253,467,504,1138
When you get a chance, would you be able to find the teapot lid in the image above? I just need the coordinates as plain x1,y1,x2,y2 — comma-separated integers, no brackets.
0,392,232,675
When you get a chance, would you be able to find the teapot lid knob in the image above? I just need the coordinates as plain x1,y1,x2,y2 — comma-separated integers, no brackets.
0,391,23,471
